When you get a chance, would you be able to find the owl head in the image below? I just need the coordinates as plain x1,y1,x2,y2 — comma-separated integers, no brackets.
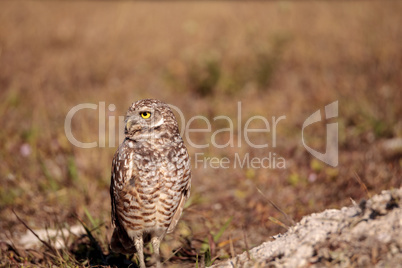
124,99,179,141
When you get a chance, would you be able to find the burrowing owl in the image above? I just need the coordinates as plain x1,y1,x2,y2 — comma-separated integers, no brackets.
110,99,191,268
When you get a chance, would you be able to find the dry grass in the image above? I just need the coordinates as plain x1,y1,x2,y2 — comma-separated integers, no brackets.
0,1,401,267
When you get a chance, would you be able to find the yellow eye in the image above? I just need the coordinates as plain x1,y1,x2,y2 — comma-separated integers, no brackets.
140,112,151,119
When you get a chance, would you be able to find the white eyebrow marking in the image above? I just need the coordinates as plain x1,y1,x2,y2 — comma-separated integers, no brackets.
154,117,164,127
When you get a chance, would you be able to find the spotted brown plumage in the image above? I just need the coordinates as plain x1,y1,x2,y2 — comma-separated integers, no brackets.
110,99,191,268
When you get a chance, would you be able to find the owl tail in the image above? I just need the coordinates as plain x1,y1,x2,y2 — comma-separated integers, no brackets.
110,227,137,254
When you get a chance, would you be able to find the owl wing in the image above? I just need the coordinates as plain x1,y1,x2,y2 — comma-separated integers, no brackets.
110,148,139,253
110,147,135,228
110,150,121,228
167,162,191,234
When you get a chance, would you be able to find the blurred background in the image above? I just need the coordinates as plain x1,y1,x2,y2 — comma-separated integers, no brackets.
0,1,401,267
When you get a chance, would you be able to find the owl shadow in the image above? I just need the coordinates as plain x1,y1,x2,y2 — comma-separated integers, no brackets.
70,234,195,267
70,232,142,267
70,232,165,267
68,222,195,266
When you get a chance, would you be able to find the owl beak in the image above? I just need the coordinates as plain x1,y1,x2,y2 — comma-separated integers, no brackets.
126,119,141,132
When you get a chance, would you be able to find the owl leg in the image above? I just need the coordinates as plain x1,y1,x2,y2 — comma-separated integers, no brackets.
151,236,162,268
134,236,146,268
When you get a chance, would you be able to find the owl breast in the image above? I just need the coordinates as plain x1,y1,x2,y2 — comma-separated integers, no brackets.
112,137,190,237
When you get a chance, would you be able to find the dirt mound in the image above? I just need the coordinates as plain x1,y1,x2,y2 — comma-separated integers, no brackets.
211,188,402,267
